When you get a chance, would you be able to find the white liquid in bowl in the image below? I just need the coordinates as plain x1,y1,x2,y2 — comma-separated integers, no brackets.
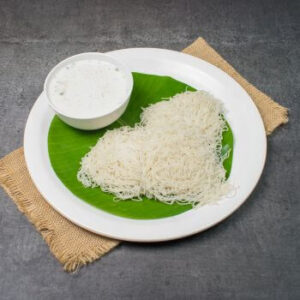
48,59,129,118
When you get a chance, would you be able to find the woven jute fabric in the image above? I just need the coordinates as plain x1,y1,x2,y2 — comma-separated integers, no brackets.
183,38,288,134
0,38,288,272
0,148,119,271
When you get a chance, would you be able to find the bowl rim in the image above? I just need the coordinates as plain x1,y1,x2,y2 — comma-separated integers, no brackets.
44,52,134,120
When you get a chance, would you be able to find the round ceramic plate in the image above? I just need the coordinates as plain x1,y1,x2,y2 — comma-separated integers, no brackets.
24,48,266,242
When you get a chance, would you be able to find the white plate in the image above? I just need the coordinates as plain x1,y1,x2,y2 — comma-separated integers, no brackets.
24,48,266,242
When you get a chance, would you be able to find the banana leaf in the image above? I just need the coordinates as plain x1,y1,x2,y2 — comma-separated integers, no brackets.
48,72,233,219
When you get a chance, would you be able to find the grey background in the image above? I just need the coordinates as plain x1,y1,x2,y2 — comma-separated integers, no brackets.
0,0,299,299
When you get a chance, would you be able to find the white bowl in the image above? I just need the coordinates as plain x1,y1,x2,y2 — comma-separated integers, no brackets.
44,52,133,130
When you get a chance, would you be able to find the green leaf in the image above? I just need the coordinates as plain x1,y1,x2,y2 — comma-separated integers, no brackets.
48,72,234,219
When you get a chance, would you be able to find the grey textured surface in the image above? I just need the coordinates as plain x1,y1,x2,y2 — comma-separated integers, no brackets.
0,0,299,299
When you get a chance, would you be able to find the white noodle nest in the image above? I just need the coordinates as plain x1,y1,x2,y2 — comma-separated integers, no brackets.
77,91,232,206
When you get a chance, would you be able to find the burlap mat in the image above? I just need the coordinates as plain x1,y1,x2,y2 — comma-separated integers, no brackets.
0,38,288,272
183,38,288,134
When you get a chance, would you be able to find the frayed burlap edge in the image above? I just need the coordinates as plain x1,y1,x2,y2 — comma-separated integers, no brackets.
0,148,119,272
183,38,288,134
